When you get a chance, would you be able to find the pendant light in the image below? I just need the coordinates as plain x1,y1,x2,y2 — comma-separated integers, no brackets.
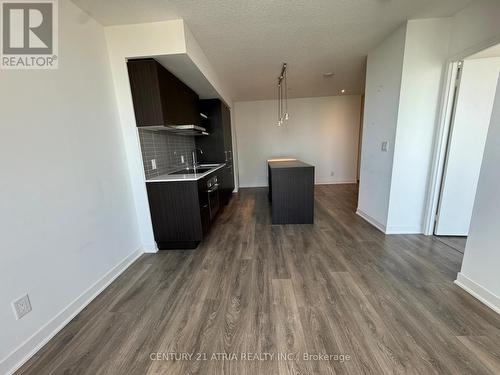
277,63,289,126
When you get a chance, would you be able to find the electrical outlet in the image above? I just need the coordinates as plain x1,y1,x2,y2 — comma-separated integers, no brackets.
13,294,32,320
180,155,185,164
151,159,157,170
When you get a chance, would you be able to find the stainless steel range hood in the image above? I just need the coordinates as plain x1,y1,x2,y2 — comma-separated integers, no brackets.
142,124,209,136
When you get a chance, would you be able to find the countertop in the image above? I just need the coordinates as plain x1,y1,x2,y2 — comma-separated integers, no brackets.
268,159,313,169
146,163,226,182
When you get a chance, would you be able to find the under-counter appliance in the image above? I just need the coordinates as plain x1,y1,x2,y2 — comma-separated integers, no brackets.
206,176,220,220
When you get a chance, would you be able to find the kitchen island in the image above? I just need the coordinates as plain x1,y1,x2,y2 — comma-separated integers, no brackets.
268,159,315,224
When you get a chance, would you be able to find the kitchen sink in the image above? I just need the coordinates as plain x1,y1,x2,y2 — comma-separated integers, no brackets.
169,167,213,175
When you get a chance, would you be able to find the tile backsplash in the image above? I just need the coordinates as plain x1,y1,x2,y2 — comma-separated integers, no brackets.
138,129,195,179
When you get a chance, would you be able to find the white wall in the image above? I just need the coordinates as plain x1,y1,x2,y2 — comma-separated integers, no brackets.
386,19,451,234
357,26,406,230
234,95,361,187
104,20,186,252
0,1,141,373
456,75,500,314
183,26,232,106
105,20,233,251
436,57,500,235
359,0,500,235
183,25,240,192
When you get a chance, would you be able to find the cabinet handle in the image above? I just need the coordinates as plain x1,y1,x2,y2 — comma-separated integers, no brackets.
228,150,232,160
206,184,219,193
224,151,228,161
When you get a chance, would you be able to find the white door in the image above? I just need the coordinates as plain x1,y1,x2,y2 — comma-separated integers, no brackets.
435,58,500,235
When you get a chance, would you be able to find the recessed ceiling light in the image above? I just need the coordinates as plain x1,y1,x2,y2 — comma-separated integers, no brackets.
323,72,334,77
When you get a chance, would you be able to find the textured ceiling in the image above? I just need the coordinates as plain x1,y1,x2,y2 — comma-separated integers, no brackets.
73,0,474,101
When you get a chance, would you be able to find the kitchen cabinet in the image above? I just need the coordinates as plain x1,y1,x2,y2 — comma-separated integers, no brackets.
127,58,200,127
146,169,221,250
196,99,234,204
268,160,315,224
219,164,234,205
146,181,202,249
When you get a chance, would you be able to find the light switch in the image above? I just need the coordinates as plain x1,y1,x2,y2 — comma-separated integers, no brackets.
381,141,389,152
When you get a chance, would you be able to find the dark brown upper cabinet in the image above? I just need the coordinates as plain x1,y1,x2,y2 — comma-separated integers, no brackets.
196,99,232,163
127,58,200,127
196,99,234,204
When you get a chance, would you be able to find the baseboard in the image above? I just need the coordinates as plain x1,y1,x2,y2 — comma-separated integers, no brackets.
0,248,143,375
385,225,423,235
315,180,358,185
239,181,358,189
455,273,500,315
142,242,158,254
239,184,267,188
356,208,386,233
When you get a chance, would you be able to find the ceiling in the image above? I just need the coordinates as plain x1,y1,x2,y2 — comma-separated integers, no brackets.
73,0,474,101
467,43,500,59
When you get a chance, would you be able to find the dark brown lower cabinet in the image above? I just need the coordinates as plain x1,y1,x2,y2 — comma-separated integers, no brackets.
220,163,235,205
146,170,221,250
268,160,315,225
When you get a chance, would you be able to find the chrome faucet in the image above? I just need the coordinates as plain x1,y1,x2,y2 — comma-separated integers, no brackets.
192,147,203,168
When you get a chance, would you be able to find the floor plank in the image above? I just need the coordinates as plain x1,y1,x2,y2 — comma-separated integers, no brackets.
434,236,467,254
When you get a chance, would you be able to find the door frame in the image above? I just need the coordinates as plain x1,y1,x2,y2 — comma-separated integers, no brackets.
423,37,500,235
431,60,463,235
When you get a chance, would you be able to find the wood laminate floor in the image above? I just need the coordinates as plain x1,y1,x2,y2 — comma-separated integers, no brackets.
434,236,468,254
17,185,500,375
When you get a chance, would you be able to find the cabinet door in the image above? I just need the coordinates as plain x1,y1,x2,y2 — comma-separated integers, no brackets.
221,103,233,162
219,167,229,205
196,99,226,163
200,204,211,234
219,164,234,205
227,163,234,195
146,182,203,242
221,104,234,201
127,59,164,126
127,58,200,127
157,63,200,126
